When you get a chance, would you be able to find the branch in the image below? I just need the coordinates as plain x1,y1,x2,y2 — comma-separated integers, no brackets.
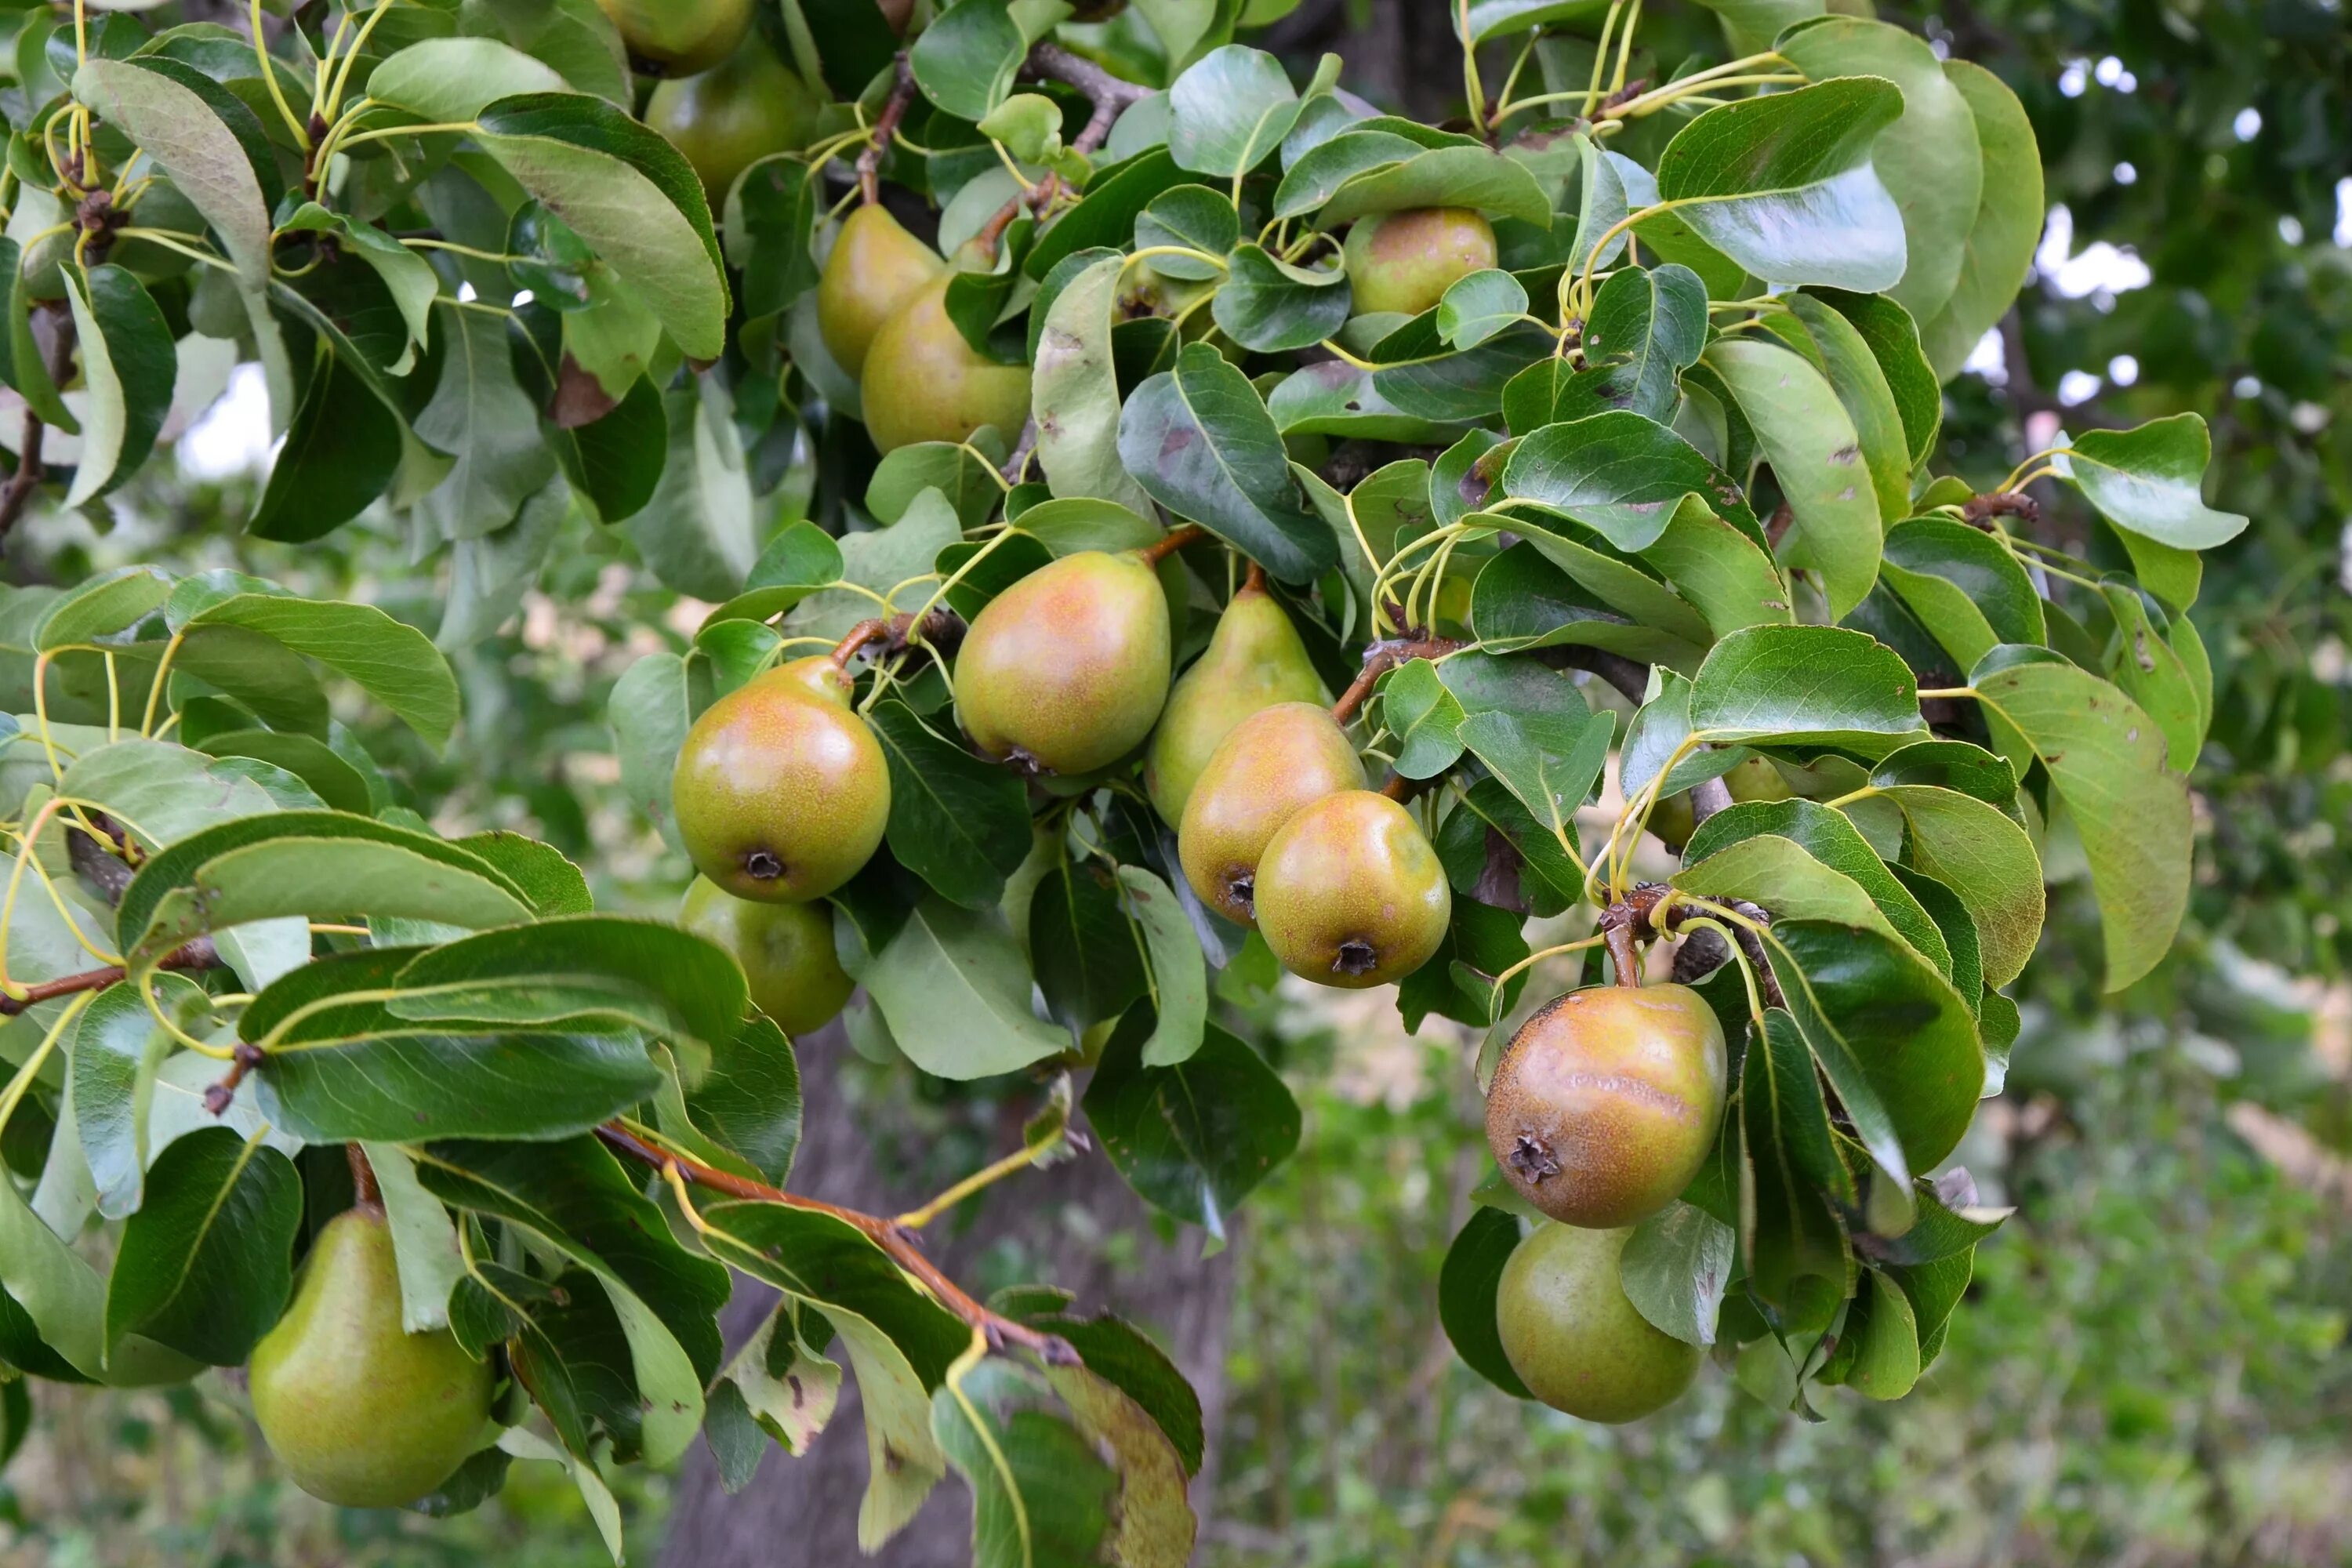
1331,634,1468,724
972,42,1152,260
0,303,80,540
855,53,920,207
593,1123,1077,1366
1603,883,1784,1007
0,940,222,1017
1540,645,1649,708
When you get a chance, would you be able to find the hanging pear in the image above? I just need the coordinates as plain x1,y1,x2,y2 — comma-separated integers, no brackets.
1342,207,1497,317
1178,702,1366,926
1145,578,1330,826
646,32,820,203
594,0,753,76
817,204,944,378
858,273,1033,452
953,551,1171,775
1251,789,1450,986
249,1206,493,1508
672,657,890,902
681,877,854,1034
1496,1221,1703,1422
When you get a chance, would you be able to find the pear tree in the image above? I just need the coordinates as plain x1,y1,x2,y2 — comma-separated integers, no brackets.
0,0,2245,1557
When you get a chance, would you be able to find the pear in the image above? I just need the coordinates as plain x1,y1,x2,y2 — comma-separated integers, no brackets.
953,551,1171,775
249,1207,492,1507
817,205,944,379
681,877,854,1034
858,273,1033,452
672,656,890,902
1646,754,1793,851
646,33,820,203
1145,581,1329,826
594,0,753,76
1251,789,1450,986
1496,1221,1702,1423
1342,207,1498,318
1485,982,1726,1229
1177,702,1366,925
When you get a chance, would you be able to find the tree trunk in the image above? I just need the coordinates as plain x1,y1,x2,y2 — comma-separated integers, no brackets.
660,1021,1236,1566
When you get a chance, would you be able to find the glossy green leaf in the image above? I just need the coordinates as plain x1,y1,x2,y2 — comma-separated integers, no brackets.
1501,410,1758,552
60,265,176,509
2053,415,2249,551
1033,252,1158,517
104,1127,298,1366
1212,244,1352,353
848,898,1070,1080
1116,866,1207,1068
1704,338,1883,619
867,700,1033,910
1918,61,2043,382
1437,1207,1534,1398
1084,1011,1299,1240
1688,625,1926,750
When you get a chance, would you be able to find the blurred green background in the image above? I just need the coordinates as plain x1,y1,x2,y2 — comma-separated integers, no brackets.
3,0,2347,1563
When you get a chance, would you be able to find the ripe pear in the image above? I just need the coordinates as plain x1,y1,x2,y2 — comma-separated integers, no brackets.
672,657,890,902
858,273,1033,452
953,550,1171,775
1178,702,1366,925
1496,1221,1701,1423
1252,789,1450,987
681,877,853,1034
647,33,819,203
1342,207,1498,318
817,205,944,378
249,1207,492,1507
1646,754,1792,851
1486,982,1726,1229
595,0,753,76
1145,583,1330,826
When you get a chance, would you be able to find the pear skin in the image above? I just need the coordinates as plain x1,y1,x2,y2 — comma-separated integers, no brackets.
1145,583,1330,826
1178,702,1365,925
953,550,1171,775
1252,789,1450,987
249,1207,492,1507
681,877,854,1034
1342,208,1498,318
1486,983,1727,1229
672,659,890,902
594,0,753,75
818,205,943,379
1496,1221,1701,1422
858,273,1033,452
647,34,818,203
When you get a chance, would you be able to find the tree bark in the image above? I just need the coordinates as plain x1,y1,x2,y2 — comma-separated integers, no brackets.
660,1021,1235,1566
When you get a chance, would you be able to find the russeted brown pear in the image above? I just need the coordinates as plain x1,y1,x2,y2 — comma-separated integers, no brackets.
680,877,853,1034
249,1207,492,1507
816,205,943,378
1485,982,1726,1229
672,656,889,902
646,33,819,203
594,0,752,75
1341,207,1497,317
859,273,1033,452
1252,789,1450,986
1496,1221,1702,1422
1145,581,1329,826
1178,702,1365,925
954,550,1171,775
1646,754,1793,851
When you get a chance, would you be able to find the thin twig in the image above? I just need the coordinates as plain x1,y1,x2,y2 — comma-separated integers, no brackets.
0,302,81,539
1137,522,1206,567
1331,634,1468,724
0,940,221,1017
855,54,920,207
971,41,1152,260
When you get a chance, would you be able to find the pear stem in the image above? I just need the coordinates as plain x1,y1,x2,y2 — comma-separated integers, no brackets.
1599,882,1784,1005
346,1144,380,1209
829,608,964,669
855,54,920,207
1330,634,1468,724
1137,524,1206,567
593,1122,1078,1366
1242,561,1268,594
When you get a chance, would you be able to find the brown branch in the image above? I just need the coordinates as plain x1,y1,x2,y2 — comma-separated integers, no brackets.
1541,645,1649,708
1330,634,1469,724
856,53,920,207
1962,491,2042,529
0,302,80,540
1602,883,1784,1007
1137,522,1206,567
829,607,964,669
972,42,1152,260
593,1123,1076,1366
0,938,222,1017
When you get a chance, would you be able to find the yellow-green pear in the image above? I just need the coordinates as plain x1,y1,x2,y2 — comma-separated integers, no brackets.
953,551,1171,774
646,33,820,203
1342,208,1498,318
672,657,891,902
249,1207,492,1508
858,273,1033,452
681,877,854,1034
1177,702,1365,925
1252,789,1450,986
1496,1221,1702,1422
1646,754,1793,851
817,204,945,378
594,0,753,76
1145,579,1330,826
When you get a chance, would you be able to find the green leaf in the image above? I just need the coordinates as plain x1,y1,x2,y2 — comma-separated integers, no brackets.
1115,867,1207,1068
361,1142,469,1334
1271,128,1425,220
1703,337,1883,619
1621,1200,1737,1348
1685,800,1951,976
624,379,757,600
1880,517,2045,673
249,348,406,543
1971,658,2190,989
1876,785,2044,989
1652,78,1907,293
1581,263,1708,421
1380,657,1468,778
1117,342,1336,583
1265,359,1467,443
867,699,1033,910
1689,625,1926,750
33,568,170,648
933,1363,1117,1568
1366,317,1552,423
1638,495,1797,639
366,36,568,121
2053,414,2249,551
1029,858,1150,1043
1211,243,1352,353
70,975,215,1222
1501,410,1759,552
1083,1011,1300,1239
1166,45,1308,179
1776,17,1982,322
171,586,459,749
1133,185,1240,281
474,93,729,360
910,0,1026,122
1776,294,1911,529
1842,1269,1921,1399
1319,144,1554,227
1918,62,2043,382
409,307,561,544
1737,1007,1851,1319
1437,1207,1534,1398
2099,586,2204,771
1032,253,1157,517
1468,540,1701,667
60,265,176,508
609,652,688,848
1033,1341,1200,1566
725,154,822,319
1455,706,1615,851
1806,289,1943,466
849,898,1070,1080
1436,269,1529,351
1025,150,1189,282
104,1127,298,1366
0,1171,203,1388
